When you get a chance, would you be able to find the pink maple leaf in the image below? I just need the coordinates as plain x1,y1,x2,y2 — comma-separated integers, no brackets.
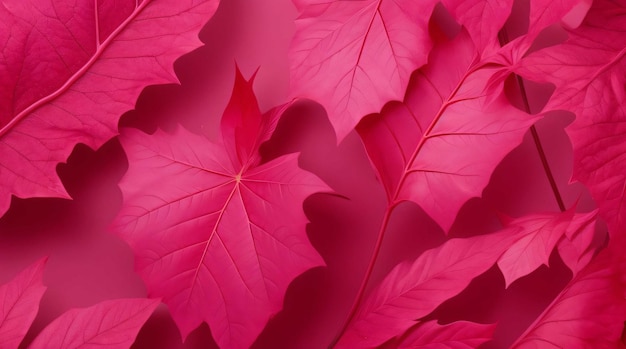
111,68,328,349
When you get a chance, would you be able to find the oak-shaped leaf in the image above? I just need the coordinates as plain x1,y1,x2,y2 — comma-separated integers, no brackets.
335,228,523,348
396,320,496,349
28,298,159,349
289,0,437,141
0,0,220,217
497,209,599,287
516,0,626,237
112,69,328,348
358,30,538,232
510,243,626,348
0,258,47,349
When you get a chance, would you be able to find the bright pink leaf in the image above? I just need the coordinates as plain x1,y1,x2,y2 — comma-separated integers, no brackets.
0,258,47,349
289,0,436,141
497,210,577,287
335,228,523,348
358,30,538,232
28,298,159,349
510,244,626,348
0,0,220,217
517,0,626,237
112,70,328,348
397,320,496,349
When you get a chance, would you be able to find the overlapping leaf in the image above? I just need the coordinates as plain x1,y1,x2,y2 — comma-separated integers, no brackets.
289,0,436,140
497,209,598,287
510,244,626,348
358,30,538,232
0,0,220,216
29,298,159,349
0,259,47,349
396,320,496,349
441,0,582,56
335,228,523,348
517,0,626,236
112,70,328,349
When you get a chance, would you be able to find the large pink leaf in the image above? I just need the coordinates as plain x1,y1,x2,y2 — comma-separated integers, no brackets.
496,209,589,287
0,0,220,217
112,70,328,348
510,244,626,348
397,320,496,349
335,228,523,348
289,0,436,141
0,258,47,349
516,0,626,237
358,30,538,232
28,298,159,349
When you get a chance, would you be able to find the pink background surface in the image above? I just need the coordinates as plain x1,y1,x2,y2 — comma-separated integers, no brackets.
0,0,597,348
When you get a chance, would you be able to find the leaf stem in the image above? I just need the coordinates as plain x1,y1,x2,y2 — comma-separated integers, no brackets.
498,29,566,212
328,202,395,348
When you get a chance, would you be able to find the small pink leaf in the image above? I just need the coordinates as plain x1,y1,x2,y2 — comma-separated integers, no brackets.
0,258,47,349
517,0,626,237
289,0,437,140
112,70,328,349
336,228,523,348
358,30,538,232
557,210,599,274
397,320,497,349
511,244,626,348
28,298,159,349
497,210,576,287
0,0,220,216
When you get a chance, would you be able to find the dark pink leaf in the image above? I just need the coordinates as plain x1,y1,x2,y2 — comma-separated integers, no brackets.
28,298,159,349
289,0,437,140
0,258,47,349
510,244,626,348
112,70,328,348
335,228,523,348
397,320,496,349
517,0,626,237
358,30,538,232
497,209,579,287
0,0,220,216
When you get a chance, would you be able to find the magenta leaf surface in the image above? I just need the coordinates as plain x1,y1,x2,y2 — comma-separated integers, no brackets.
28,298,159,349
0,258,47,349
510,244,626,348
289,0,436,141
496,209,594,287
517,0,626,237
557,210,599,274
358,30,538,232
335,228,523,348
0,0,220,217
397,320,496,349
112,69,328,348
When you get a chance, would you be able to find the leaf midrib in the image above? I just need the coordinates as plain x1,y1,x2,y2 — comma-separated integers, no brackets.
0,0,152,138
